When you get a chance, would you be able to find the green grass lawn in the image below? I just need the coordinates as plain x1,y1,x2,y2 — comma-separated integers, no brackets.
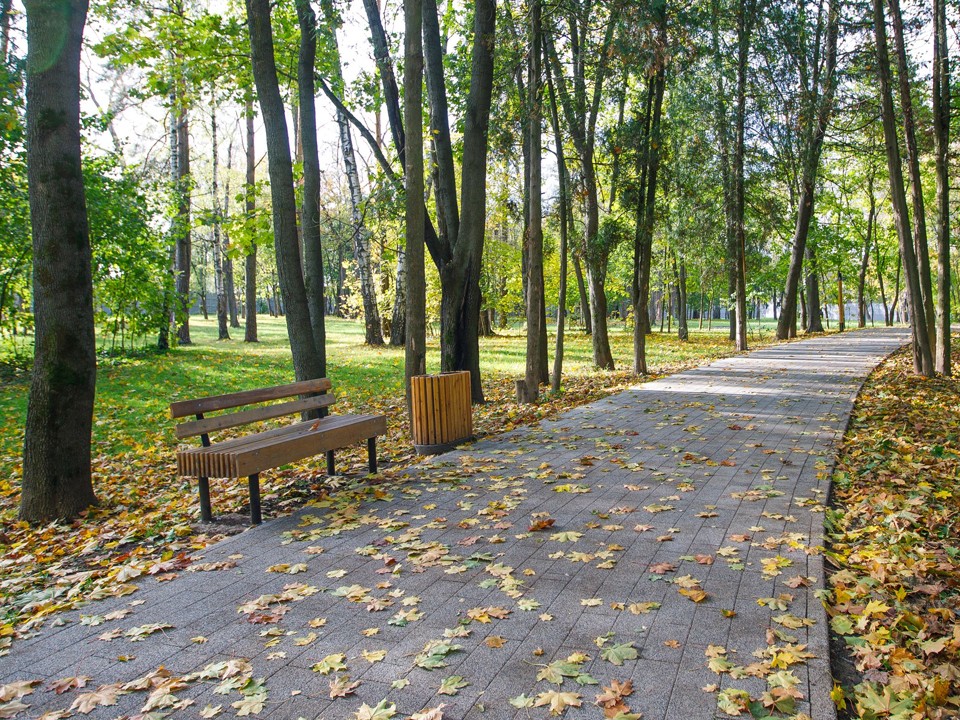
0,314,769,461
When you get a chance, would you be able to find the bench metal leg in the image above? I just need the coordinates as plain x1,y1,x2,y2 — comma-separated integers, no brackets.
248,473,262,525
368,437,377,474
326,450,335,476
198,476,212,522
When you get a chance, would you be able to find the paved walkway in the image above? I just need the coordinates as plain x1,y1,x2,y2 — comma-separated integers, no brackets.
2,329,909,720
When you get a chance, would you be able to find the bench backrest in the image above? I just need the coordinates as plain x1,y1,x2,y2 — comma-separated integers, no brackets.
171,378,335,440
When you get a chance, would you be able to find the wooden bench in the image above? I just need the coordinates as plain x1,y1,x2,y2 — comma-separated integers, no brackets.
170,378,387,525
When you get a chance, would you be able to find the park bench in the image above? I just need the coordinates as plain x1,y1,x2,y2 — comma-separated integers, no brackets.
170,378,387,525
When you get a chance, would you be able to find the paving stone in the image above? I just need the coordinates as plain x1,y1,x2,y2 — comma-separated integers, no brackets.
1,329,908,720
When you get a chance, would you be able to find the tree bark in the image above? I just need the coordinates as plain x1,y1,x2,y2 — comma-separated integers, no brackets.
247,0,324,381
776,0,840,340
319,0,383,346
389,248,406,346
243,98,259,343
872,0,933,375
573,252,591,334
296,0,329,368
173,89,191,344
805,243,824,332
221,136,240,329
21,0,98,522
888,0,936,356
546,44,568,394
857,170,875,328
544,15,618,369
675,255,688,341
404,0,426,415
933,0,951,375
520,0,543,404
423,0,496,402
732,0,756,352
210,96,230,340
633,67,665,375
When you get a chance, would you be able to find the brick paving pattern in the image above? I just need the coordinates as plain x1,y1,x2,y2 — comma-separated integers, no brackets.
1,328,909,720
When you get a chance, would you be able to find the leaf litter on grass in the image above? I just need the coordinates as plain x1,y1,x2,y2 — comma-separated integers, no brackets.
826,338,960,720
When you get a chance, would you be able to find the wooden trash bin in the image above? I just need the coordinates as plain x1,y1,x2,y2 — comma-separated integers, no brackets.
410,371,474,454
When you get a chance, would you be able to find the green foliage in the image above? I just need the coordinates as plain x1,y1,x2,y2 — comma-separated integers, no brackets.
85,154,172,351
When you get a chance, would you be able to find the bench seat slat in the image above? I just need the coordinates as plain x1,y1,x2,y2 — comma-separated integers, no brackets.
175,393,336,439
177,414,387,479
170,378,333,418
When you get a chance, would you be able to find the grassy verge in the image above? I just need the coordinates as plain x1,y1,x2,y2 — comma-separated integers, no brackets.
826,336,960,719
0,315,782,650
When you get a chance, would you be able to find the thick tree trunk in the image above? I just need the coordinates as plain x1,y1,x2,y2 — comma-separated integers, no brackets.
243,100,258,343
633,68,665,374
21,0,98,522
805,244,824,332
933,0,951,375
586,262,614,368
247,0,324,381
520,0,543,404
422,0,495,402
404,0,426,414
872,0,933,375
732,0,755,352
297,0,329,368
889,0,936,357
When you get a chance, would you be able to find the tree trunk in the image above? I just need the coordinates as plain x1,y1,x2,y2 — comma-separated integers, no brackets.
247,0,324,381
173,85,191,344
889,0,936,357
732,0,755,352
933,0,951,375
520,0,543,404
21,0,98,522
675,256,688,341
544,16,618,368
632,67,665,375
297,0,329,370
857,171,875,328
319,0,383,347
775,0,840,341
422,0,495,402
872,0,933,375
222,137,240,329
244,99,259,343
837,270,845,332
805,244,824,332
573,252,591,334
211,96,230,340
404,0,426,415
389,248,406,346
547,47,568,394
